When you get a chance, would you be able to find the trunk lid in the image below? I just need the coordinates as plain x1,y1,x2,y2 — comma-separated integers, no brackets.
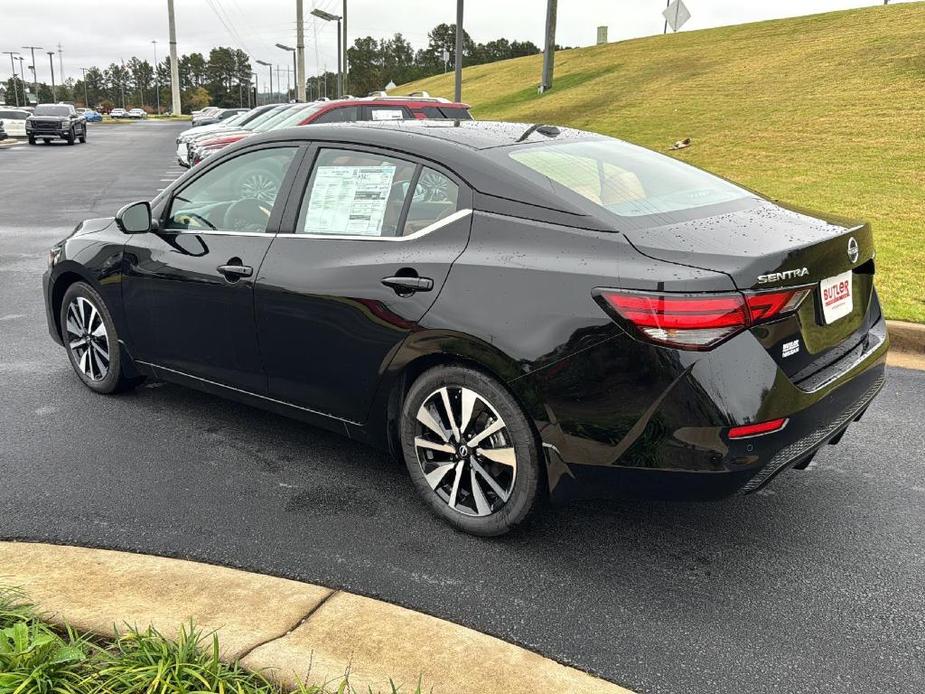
622,201,877,382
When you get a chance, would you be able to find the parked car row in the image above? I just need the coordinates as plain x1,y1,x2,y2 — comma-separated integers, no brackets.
110,107,147,119
176,93,473,168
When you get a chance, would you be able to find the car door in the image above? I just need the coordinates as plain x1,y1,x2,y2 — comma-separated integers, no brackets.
255,144,472,424
122,143,303,393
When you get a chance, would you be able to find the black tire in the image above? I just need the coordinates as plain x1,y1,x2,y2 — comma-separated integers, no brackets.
43,138,51,144
400,365,542,536
28,136,35,145
66,128,75,145
78,127,86,143
59,282,143,394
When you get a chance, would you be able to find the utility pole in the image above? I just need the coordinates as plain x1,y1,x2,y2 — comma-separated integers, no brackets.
119,59,126,109
80,67,90,107
3,51,20,106
152,40,161,114
47,51,57,101
57,42,63,83
540,0,557,92
167,0,182,115
22,46,42,98
296,0,306,101
454,0,463,102
664,0,670,34
342,0,348,95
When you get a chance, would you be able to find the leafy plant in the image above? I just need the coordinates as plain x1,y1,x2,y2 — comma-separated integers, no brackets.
0,620,90,694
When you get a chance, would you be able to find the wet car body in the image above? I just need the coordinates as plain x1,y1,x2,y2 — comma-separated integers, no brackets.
42,121,888,508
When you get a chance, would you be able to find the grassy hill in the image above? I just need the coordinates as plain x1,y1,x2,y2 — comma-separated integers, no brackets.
396,3,925,322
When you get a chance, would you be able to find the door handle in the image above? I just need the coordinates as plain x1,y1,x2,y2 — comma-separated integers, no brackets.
381,276,434,294
218,263,253,279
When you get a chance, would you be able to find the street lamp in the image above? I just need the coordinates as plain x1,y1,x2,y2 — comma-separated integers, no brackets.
15,56,26,104
255,60,273,103
22,46,42,98
151,40,161,115
275,43,298,101
310,8,342,98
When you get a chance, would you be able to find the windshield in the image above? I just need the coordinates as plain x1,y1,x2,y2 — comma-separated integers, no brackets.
248,104,303,132
221,112,248,127
0,110,28,119
34,105,71,117
265,104,323,130
506,139,750,219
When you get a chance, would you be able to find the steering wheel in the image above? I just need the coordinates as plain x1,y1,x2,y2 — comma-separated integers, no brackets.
224,198,271,232
174,212,216,231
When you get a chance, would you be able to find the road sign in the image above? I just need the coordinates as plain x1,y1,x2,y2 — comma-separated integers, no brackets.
663,0,691,32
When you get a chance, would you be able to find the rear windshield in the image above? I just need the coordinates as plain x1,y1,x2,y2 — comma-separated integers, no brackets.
420,106,472,120
266,103,324,130
34,105,71,117
506,139,750,219
0,110,28,119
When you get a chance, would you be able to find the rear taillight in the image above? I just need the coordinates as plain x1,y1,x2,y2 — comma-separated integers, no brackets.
596,287,809,350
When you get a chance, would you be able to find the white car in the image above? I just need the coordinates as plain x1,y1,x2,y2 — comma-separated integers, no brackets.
110,108,127,118
0,109,29,137
127,108,147,119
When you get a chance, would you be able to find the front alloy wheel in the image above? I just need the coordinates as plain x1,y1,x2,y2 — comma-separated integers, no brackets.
65,296,110,381
401,365,542,535
59,281,143,394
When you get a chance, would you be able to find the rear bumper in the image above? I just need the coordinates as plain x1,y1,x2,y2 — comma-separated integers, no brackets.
520,304,889,504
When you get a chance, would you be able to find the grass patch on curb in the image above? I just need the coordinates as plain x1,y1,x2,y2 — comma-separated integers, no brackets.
0,587,422,694
397,3,925,322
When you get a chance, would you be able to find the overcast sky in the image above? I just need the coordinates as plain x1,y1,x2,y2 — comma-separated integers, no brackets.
3,0,918,83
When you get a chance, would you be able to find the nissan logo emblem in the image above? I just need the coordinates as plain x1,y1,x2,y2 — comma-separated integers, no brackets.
847,237,859,264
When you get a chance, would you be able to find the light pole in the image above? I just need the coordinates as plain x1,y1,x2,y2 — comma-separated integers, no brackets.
311,8,342,98
22,46,42,98
275,43,298,101
256,60,273,102
47,51,57,101
80,67,90,108
152,40,161,114
15,56,26,103
2,51,20,106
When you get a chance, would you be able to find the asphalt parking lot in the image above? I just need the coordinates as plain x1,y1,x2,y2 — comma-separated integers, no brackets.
0,121,923,694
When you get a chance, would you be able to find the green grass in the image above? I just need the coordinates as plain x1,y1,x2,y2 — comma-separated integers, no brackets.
397,3,925,322
0,586,422,694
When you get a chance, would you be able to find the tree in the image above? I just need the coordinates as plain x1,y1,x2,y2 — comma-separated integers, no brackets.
106,62,130,108
128,57,154,108
183,86,211,112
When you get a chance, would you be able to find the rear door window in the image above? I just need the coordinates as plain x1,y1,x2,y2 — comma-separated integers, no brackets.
402,168,460,236
297,148,416,237
312,106,360,124
366,106,407,122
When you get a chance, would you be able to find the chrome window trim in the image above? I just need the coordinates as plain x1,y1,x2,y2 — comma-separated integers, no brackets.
275,208,472,242
171,229,273,238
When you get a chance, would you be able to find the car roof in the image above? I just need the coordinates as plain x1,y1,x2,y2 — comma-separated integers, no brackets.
256,119,598,151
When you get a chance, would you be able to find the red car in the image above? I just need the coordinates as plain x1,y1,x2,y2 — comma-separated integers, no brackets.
189,95,471,165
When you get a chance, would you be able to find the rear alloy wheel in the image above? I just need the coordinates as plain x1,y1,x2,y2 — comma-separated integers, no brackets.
401,365,542,535
59,282,142,394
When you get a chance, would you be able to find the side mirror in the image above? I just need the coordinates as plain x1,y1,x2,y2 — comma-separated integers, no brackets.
115,201,152,234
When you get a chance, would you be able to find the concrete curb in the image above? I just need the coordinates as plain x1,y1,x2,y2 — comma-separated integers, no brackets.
886,320,925,371
0,541,633,694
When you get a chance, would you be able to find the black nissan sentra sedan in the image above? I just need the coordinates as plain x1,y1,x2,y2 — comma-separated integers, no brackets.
43,120,888,535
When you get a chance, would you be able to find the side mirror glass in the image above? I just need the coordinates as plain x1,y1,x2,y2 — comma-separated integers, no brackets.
115,201,152,234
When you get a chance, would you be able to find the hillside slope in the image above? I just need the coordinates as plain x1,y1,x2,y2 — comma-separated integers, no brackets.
397,3,925,322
